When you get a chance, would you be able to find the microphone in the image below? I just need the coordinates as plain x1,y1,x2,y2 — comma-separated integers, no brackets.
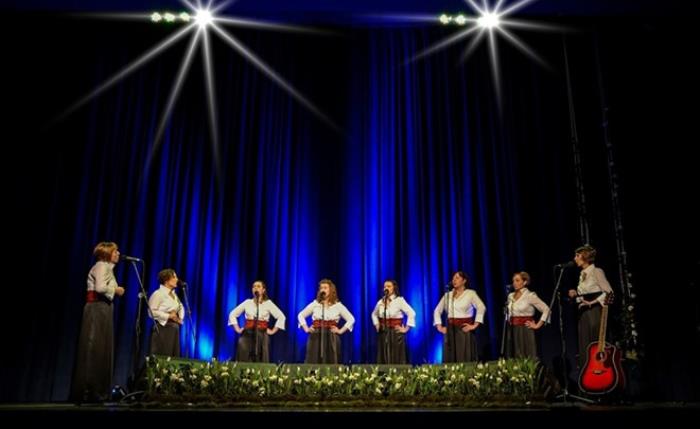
254,290,260,297
505,284,513,291
555,261,576,268
120,254,142,262
444,283,453,291
383,289,390,296
177,280,188,288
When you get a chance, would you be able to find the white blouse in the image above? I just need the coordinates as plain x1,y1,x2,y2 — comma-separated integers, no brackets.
506,288,550,322
149,285,185,326
576,264,613,305
297,301,355,331
433,289,486,325
371,295,416,327
87,261,118,300
227,299,286,330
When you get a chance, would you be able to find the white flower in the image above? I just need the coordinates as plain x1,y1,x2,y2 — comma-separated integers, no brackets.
166,357,171,362
200,380,209,388
394,383,402,390
477,363,484,369
252,380,259,387
375,388,382,395
221,372,229,378
628,305,634,311
204,375,212,382
632,330,638,337
496,377,502,384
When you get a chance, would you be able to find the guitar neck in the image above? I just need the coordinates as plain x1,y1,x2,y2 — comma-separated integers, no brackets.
598,305,608,348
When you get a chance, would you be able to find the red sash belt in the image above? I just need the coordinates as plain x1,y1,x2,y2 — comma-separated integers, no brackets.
312,320,338,329
379,318,403,328
509,316,534,326
448,317,474,326
244,320,269,330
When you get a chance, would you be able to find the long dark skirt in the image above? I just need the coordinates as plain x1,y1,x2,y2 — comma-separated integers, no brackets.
305,329,341,363
578,304,602,368
377,328,408,364
70,301,113,402
236,329,270,362
505,325,538,359
150,321,181,357
443,325,478,362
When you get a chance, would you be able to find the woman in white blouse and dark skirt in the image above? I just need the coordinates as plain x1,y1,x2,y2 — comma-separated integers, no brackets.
298,278,355,364
434,271,486,362
71,242,125,402
372,280,416,364
148,269,184,357
505,272,550,359
567,245,613,367
228,280,286,362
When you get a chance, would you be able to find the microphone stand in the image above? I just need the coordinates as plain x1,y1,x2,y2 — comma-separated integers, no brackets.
383,293,390,363
500,289,509,357
129,259,156,390
442,285,453,363
181,284,196,358
251,295,260,362
548,265,592,403
319,294,326,363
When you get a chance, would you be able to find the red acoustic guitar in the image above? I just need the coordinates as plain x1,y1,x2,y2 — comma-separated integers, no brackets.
578,293,625,395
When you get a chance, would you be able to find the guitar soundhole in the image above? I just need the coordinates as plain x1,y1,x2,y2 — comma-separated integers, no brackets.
596,351,607,361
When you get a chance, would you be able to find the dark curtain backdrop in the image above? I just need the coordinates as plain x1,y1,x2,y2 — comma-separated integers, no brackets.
2,14,698,402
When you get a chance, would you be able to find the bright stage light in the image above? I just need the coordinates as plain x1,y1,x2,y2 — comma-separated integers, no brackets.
151,12,162,23
439,14,451,25
195,9,213,28
477,12,501,29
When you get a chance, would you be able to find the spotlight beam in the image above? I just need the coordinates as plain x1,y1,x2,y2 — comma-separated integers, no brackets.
214,16,328,34
57,23,196,123
464,0,486,15
500,0,538,16
459,28,486,64
503,19,568,32
71,13,154,21
410,25,481,63
201,27,222,179
211,23,340,131
212,0,238,14
178,0,199,13
151,28,203,155
487,29,502,107
494,0,507,13
496,26,550,69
